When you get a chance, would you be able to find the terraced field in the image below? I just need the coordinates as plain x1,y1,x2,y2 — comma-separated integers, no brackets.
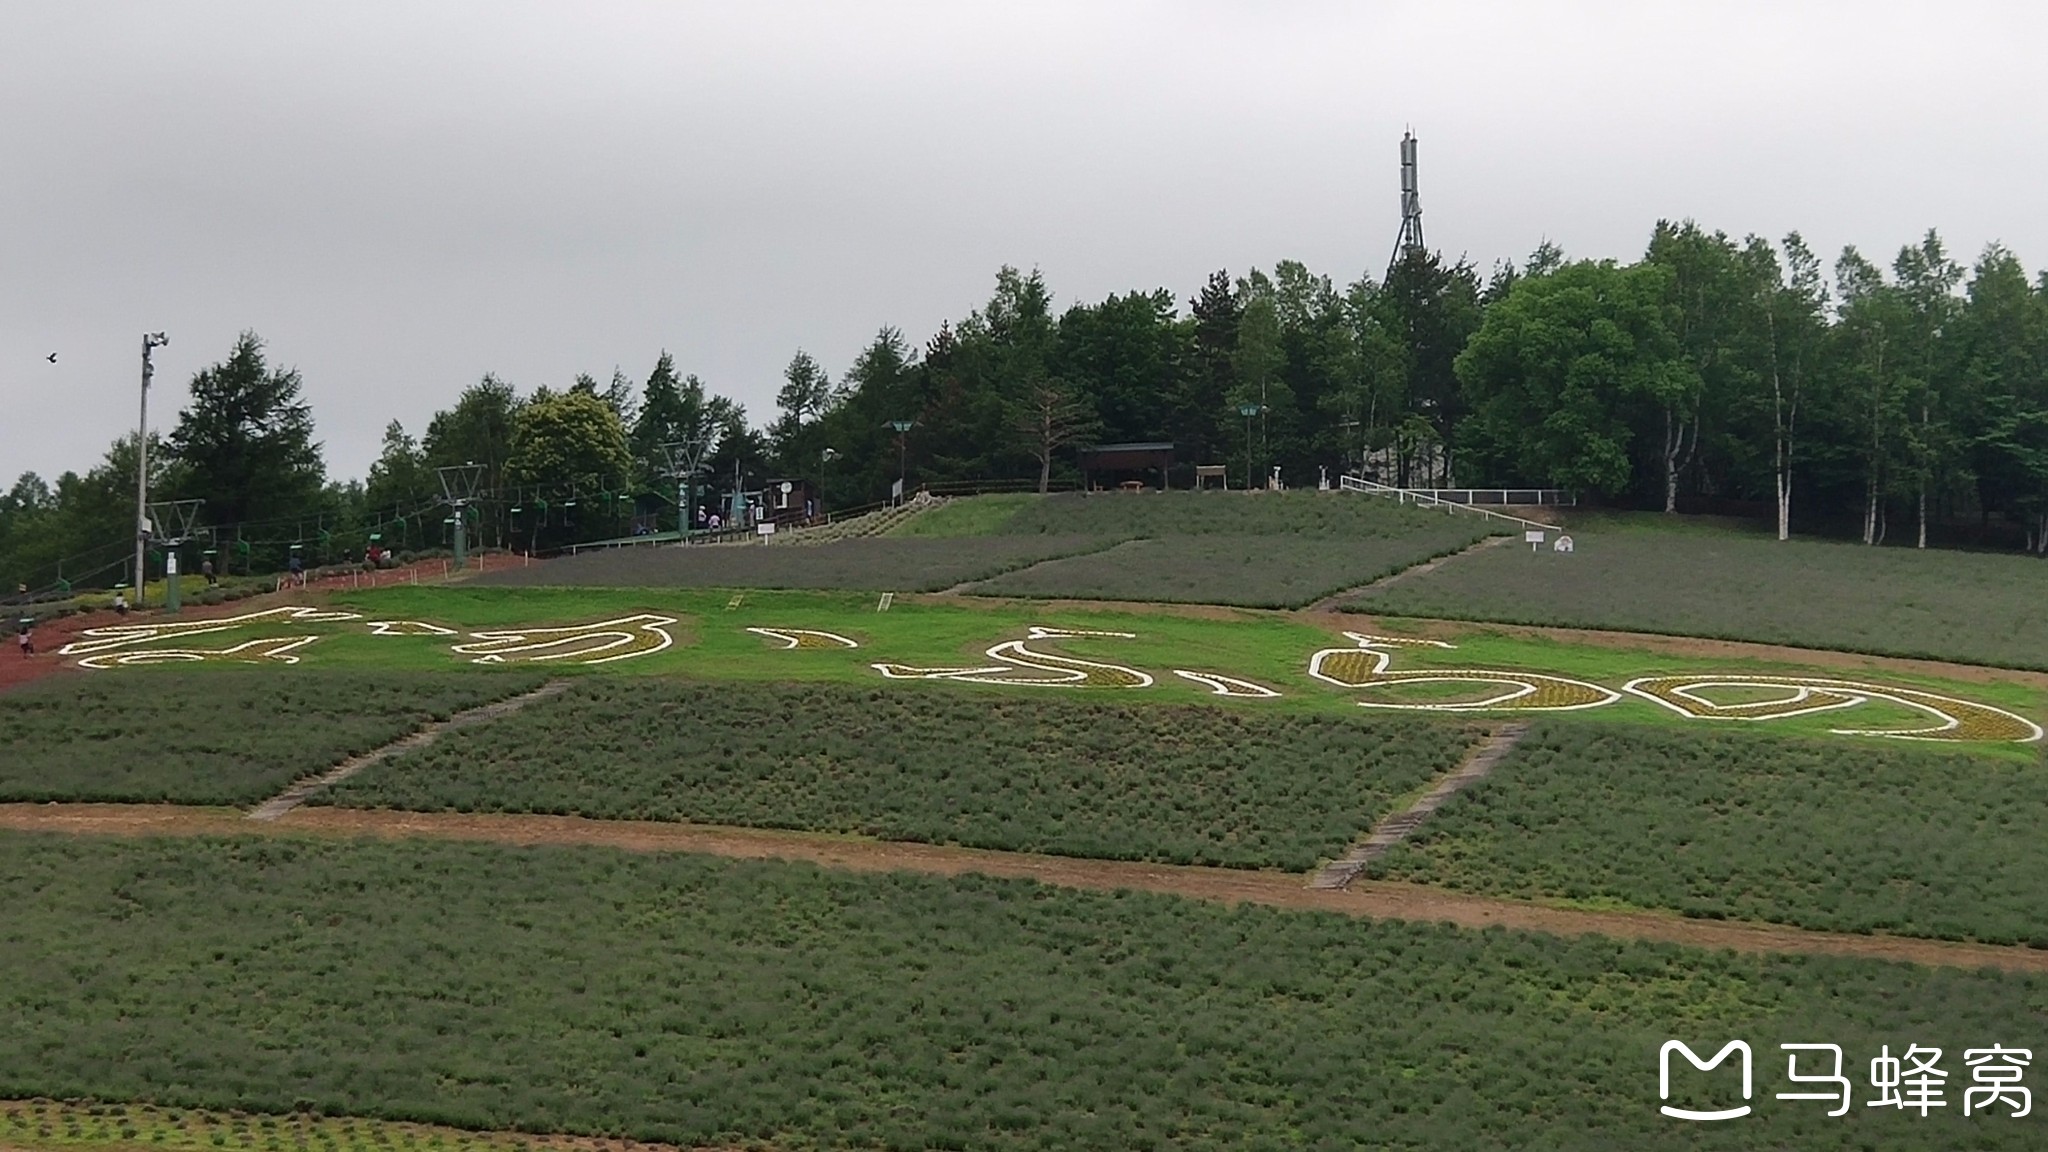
4,830,2044,1151
471,535,1112,592
0,669,542,805
318,679,1481,870
1369,718,2048,944
1354,525,2048,670
483,492,1501,609
12,499,2048,1152
969,531,1486,607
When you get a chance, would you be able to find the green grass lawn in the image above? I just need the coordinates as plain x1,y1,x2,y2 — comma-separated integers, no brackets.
6,830,2048,1151
1354,525,2048,671
0,670,542,805
317,679,1479,870
888,492,1045,536
1370,718,2048,944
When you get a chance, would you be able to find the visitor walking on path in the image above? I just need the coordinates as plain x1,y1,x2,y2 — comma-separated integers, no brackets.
112,591,129,617
15,617,31,657
288,553,305,587
201,557,216,586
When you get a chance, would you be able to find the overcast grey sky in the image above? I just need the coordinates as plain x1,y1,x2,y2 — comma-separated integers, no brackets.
4,1,2042,485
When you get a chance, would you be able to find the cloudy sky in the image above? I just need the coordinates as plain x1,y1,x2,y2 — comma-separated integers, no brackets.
3,1,2041,485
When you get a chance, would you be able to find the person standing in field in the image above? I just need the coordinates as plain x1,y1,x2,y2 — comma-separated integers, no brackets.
15,617,31,657
112,590,129,617
288,553,304,587
201,557,216,586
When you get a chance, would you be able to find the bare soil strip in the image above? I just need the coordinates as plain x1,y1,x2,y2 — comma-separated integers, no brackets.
1311,721,1530,889
245,681,571,821
1305,533,1516,612
4,802,2044,972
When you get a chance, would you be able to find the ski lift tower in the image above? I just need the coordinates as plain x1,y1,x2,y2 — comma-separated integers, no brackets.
145,498,204,614
437,462,485,569
1386,130,1426,282
661,438,710,534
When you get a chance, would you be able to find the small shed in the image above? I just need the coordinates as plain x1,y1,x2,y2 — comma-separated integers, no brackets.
1078,442,1176,491
761,478,822,523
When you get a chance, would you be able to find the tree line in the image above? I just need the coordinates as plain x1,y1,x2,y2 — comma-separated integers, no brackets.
5,218,2047,592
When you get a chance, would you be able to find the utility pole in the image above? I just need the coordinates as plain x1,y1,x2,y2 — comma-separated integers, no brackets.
135,332,169,606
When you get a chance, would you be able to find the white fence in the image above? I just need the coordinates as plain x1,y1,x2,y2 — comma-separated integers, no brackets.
1338,475,1559,531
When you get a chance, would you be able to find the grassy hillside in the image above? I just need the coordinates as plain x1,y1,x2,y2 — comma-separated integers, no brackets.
1354,526,2048,670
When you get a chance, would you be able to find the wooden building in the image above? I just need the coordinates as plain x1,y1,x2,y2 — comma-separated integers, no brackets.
1077,442,1176,491
761,478,822,524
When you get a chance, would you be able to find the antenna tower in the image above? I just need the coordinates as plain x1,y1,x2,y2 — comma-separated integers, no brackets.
1387,130,1425,280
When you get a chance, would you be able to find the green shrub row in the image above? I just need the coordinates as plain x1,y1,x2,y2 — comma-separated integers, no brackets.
320,679,1479,871
2,833,2042,1151
0,670,544,806
1370,719,2048,944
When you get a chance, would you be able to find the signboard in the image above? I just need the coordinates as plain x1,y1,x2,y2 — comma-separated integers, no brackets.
756,521,776,536
1525,529,1546,553
890,478,904,502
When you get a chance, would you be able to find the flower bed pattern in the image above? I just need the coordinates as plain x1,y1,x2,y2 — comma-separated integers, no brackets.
873,626,1152,687
1309,633,1620,712
1625,674,2043,743
746,627,860,649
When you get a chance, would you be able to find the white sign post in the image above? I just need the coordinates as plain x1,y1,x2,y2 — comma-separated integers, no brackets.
1525,529,1546,553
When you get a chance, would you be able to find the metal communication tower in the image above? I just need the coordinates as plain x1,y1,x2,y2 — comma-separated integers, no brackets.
1387,130,1425,281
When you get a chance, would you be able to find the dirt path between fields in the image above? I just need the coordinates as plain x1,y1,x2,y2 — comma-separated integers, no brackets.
5,802,2045,973
936,536,1142,595
1306,533,1518,612
1312,721,1530,888
246,680,572,820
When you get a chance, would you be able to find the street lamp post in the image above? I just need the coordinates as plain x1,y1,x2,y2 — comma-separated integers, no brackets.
887,420,914,502
1237,403,1261,491
136,333,169,606
820,447,840,517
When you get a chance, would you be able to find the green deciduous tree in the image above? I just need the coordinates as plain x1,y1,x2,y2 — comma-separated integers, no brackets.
1456,260,1687,497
